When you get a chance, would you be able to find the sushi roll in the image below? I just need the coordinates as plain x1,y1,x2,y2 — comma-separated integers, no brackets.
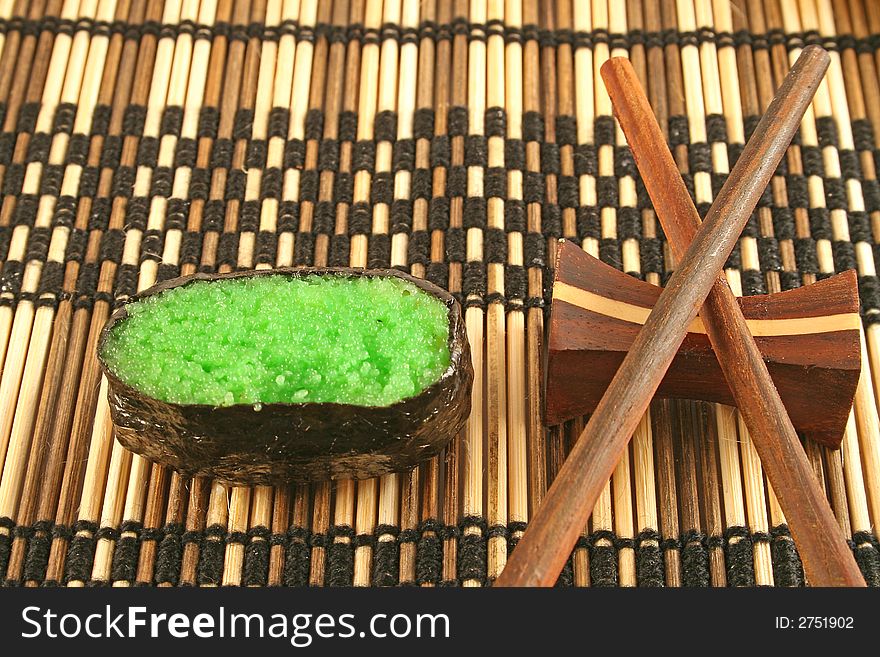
97,268,473,485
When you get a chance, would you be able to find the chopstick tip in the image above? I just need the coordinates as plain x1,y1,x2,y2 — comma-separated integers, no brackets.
799,43,831,68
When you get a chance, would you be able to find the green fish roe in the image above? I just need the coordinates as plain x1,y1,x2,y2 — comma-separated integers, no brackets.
100,275,452,407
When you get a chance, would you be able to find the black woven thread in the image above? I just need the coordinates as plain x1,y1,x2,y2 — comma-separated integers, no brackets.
859,276,880,324
0,518,11,581
589,530,618,587
3,525,31,585
110,521,142,584
769,524,803,587
326,525,355,587
154,523,184,586
64,520,99,583
555,541,578,588
197,524,226,586
724,526,756,587
635,529,665,587
372,524,400,587
243,526,271,587
458,516,487,585
851,531,880,587
22,521,52,584
414,520,443,586
0,260,23,307
505,520,527,558
681,530,710,587
0,19,867,57
283,526,310,587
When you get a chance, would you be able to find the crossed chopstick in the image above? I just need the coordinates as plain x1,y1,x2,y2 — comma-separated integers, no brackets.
496,45,865,587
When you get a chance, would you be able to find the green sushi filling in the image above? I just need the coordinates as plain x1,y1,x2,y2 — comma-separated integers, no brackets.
100,274,452,407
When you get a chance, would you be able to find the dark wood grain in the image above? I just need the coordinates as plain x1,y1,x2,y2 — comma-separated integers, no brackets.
494,45,862,588
545,242,861,444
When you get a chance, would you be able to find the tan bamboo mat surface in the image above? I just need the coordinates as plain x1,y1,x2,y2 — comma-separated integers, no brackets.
0,0,879,587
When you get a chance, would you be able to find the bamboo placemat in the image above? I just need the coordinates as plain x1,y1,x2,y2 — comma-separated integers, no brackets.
0,0,878,588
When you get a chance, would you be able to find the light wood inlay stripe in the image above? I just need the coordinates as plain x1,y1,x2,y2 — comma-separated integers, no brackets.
554,282,860,337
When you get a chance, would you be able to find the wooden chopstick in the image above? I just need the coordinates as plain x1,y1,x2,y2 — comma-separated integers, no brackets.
494,45,853,587
598,54,864,587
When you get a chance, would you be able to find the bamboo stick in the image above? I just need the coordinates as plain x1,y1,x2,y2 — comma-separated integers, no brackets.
174,0,257,587
811,0,880,571
771,0,880,584
309,0,345,271
568,0,596,587
482,0,508,583
837,0,880,537
97,0,216,588
368,0,410,586
437,0,469,587
215,0,285,588
639,0,683,588
621,0,665,590
606,0,640,587
187,0,263,587
523,0,546,520
504,0,527,568
721,3,793,574
673,0,735,588
686,2,739,588
262,0,329,587
218,0,289,589
233,0,274,276
458,0,486,589
372,0,421,587
552,1,595,587
0,0,41,148
148,0,240,589
430,0,461,589
397,0,436,587
311,0,366,588
672,401,715,585
343,0,384,588
17,0,170,587
303,0,350,588
583,0,619,588
841,2,880,417
132,0,233,588
655,0,718,587
0,0,16,62
683,0,774,586
1,0,134,586
545,0,581,587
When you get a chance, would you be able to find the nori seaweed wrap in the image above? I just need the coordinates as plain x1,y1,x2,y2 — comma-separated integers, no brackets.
97,267,473,485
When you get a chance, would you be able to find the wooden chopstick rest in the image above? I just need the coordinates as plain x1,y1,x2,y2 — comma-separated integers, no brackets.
544,246,860,447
